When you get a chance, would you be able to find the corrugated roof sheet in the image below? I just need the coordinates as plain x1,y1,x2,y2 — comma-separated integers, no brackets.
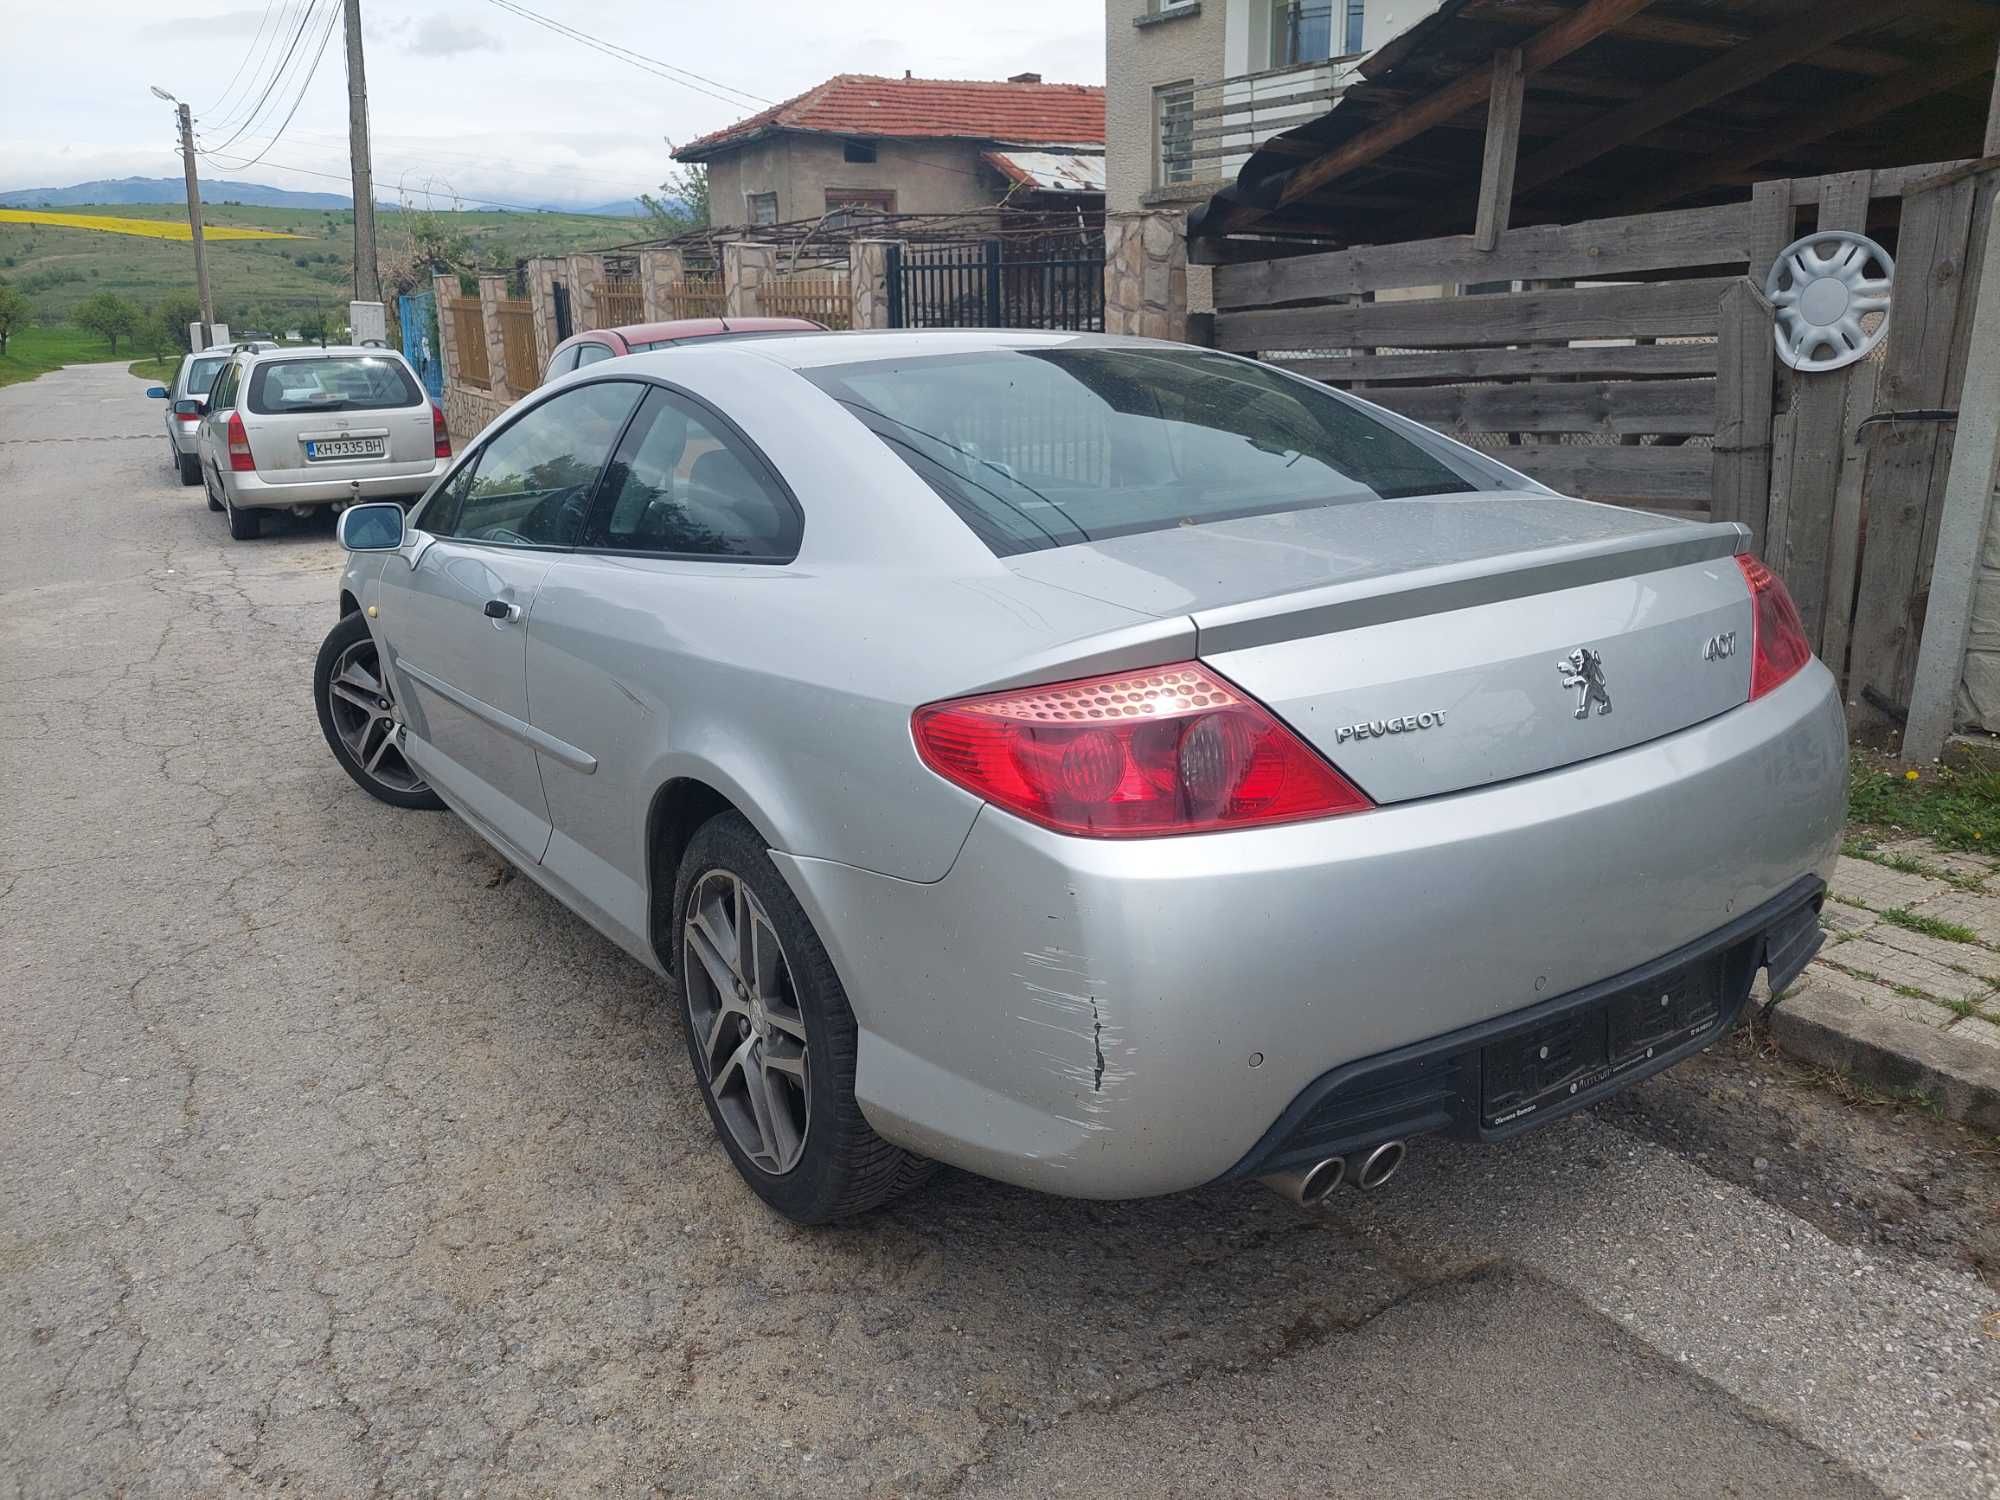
675,74,1105,160
981,150,1106,193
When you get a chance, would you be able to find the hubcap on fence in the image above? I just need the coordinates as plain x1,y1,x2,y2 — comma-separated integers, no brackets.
325,639,428,795
682,870,811,1176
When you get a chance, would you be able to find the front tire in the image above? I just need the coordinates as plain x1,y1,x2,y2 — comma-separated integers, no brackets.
673,812,931,1224
313,611,444,811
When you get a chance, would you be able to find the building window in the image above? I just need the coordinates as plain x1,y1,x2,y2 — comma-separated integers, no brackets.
1156,82,1194,186
824,188,896,228
843,139,877,164
1344,0,1365,55
747,192,778,226
1272,2,1334,65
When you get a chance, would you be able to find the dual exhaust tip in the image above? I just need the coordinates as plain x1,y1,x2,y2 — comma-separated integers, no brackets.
1260,1140,1406,1207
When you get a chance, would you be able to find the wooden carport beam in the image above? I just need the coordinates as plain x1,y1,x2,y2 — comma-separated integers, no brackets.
1512,0,1903,198
1269,0,1660,213
1474,49,1526,250
1619,44,2000,213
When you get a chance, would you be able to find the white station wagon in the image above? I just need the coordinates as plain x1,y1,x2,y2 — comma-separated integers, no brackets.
197,345,452,539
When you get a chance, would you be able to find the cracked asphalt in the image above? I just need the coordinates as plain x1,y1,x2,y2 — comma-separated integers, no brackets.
4,362,1999,1499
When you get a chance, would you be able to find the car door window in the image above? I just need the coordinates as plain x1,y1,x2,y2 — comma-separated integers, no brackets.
583,386,801,560
441,381,643,548
573,341,614,368
544,346,581,381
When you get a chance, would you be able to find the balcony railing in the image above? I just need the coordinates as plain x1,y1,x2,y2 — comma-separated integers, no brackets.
1158,54,1357,192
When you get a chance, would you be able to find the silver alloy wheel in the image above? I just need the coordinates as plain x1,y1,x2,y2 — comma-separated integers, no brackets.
683,870,811,1176
324,638,429,795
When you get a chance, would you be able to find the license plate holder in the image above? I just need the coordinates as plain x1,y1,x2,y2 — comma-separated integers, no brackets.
305,437,385,461
1481,957,1724,1128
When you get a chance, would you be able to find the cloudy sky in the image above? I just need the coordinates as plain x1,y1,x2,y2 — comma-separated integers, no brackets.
1,1,1104,209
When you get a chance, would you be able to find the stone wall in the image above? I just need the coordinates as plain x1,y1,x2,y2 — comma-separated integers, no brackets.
722,242,779,317
848,241,893,329
638,249,687,321
433,272,508,444
1104,209,1188,342
525,256,564,359
564,253,606,332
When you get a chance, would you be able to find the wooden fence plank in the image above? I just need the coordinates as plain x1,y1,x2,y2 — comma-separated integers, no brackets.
1779,171,1873,646
1710,278,1777,544
1213,203,1749,308
1281,341,1719,384
1361,378,1717,435
1473,48,1525,251
1494,445,1715,506
1847,171,1982,723
1820,357,1881,684
1214,276,1735,352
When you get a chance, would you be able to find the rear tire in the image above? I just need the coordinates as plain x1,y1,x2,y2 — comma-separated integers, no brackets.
225,494,260,540
673,812,932,1224
177,450,200,486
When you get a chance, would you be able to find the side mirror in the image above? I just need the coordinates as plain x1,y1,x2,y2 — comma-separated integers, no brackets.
145,385,168,399
172,398,206,417
338,502,406,552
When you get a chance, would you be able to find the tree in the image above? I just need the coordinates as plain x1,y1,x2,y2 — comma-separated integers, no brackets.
155,293,201,354
0,281,27,355
640,162,710,236
73,292,141,353
296,306,328,348
142,305,178,366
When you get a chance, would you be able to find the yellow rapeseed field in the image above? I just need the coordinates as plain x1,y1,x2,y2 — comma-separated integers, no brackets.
0,209,307,241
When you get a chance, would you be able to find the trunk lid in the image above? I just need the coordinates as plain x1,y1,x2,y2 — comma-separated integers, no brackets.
1003,492,1756,804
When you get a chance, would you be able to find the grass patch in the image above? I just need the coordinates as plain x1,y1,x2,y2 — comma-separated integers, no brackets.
0,324,130,388
1879,907,1980,943
1848,751,2000,852
127,355,175,384
1942,996,1986,1021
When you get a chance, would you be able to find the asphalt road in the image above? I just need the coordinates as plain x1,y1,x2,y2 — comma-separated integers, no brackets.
3,361,1997,1499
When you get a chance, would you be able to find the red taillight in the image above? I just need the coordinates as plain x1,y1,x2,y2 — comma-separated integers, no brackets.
912,662,1372,837
1737,554,1812,699
225,411,255,472
431,400,451,458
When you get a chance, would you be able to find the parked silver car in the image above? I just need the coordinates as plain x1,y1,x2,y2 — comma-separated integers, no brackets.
313,331,1846,1224
145,348,234,486
197,345,451,539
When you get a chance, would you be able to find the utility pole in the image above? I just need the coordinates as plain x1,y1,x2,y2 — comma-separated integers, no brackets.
343,0,382,304
153,88,214,348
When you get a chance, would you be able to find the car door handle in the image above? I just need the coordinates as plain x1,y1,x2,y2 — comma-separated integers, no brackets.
483,598,522,623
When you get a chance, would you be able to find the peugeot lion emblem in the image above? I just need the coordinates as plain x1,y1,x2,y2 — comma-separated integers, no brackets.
1558,647,1612,720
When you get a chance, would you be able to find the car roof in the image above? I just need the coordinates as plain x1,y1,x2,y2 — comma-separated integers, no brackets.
628,327,1146,373
240,344,411,363
560,317,822,349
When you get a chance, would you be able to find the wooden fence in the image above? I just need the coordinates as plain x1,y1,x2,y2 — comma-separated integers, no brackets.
494,298,537,391
759,274,853,330
445,296,489,389
589,277,645,329
1210,158,1996,728
662,274,725,320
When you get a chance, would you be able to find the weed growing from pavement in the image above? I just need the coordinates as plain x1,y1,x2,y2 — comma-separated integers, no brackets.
1848,751,2000,852
1880,907,1981,944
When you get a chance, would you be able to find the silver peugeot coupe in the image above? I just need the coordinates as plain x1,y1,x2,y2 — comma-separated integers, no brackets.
314,331,1845,1223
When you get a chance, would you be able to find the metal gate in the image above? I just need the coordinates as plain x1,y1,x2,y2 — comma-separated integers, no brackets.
396,291,443,400
553,280,573,341
887,239,1104,331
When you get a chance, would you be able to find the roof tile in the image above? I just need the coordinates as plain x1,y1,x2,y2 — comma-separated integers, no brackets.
676,74,1105,159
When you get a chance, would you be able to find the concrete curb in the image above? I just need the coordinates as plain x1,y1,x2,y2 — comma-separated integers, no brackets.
1764,981,2000,1133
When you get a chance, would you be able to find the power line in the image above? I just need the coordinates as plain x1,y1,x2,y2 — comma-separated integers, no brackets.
477,0,771,111
200,0,329,157
177,151,636,217
197,2,343,173
198,0,285,121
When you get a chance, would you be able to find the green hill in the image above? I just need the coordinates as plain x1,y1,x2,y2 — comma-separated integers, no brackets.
0,201,649,329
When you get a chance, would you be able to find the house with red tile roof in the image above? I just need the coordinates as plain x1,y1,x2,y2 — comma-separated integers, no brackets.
673,71,1105,228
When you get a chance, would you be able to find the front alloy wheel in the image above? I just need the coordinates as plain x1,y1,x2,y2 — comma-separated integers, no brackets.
313,612,444,811
683,869,812,1175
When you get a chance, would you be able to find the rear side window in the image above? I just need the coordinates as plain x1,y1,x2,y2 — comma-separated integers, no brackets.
544,346,581,380
184,356,228,396
583,386,799,560
574,342,615,369
248,355,421,415
443,381,643,548
803,347,1508,556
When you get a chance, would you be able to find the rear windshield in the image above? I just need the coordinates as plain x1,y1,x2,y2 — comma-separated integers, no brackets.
802,347,1510,555
184,356,229,395
247,355,421,415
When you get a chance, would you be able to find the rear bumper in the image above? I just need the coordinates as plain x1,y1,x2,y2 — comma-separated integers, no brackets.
224,461,446,509
774,662,1848,1199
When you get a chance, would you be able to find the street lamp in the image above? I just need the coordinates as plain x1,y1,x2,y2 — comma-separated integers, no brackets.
150,86,215,346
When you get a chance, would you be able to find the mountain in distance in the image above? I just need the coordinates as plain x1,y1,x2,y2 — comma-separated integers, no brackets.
573,198,650,218
0,176,355,209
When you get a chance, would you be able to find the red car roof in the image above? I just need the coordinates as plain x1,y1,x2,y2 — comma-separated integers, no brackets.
675,73,1104,160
